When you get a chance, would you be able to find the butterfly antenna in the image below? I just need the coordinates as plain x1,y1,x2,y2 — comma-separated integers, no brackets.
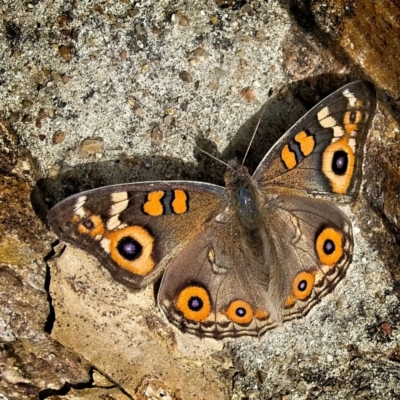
242,104,265,166
196,147,229,167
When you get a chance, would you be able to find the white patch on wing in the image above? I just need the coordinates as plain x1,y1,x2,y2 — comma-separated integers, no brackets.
318,107,345,138
348,137,356,151
343,89,357,107
107,214,123,231
111,192,128,202
107,192,129,230
110,200,129,216
317,106,329,121
74,196,87,218
100,237,111,253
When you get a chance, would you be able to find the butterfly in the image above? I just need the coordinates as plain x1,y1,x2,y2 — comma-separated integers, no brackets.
48,81,376,339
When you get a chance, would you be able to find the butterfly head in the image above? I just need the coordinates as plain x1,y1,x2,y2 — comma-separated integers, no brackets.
224,159,252,190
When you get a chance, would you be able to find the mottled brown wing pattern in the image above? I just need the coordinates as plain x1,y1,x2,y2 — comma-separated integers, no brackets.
253,81,376,202
158,221,278,339
158,195,353,339
265,195,353,328
48,181,225,288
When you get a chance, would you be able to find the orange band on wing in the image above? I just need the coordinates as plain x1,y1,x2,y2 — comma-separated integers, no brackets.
172,190,188,214
255,309,269,320
285,295,296,308
295,131,315,156
281,144,297,169
143,191,164,216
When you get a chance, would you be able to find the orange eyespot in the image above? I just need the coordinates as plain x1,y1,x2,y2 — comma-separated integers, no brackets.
292,271,315,300
77,215,105,237
175,286,211,322
225,300,254,325
316,227,344,267
322,138,354,194
108,226,155,275
344,110,362,134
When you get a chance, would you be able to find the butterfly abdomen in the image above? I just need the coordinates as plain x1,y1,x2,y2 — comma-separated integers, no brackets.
224,162,270,273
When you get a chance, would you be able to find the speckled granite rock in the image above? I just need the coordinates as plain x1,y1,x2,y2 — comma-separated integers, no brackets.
0,119,92,398
0,0,400,399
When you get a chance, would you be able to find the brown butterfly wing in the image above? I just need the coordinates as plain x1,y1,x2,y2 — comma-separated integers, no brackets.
48,181,225,289
157,193,353,338
253,81,376,201
157,219,278,339
48,82,375,339
263,194,353,324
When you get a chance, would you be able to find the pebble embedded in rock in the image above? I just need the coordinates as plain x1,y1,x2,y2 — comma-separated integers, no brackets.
240,87,256,102
175,11,190,27
179,71,193,83
210,16,218,25
52,131,66,144
151,125,163,145
58,45,73,61
78,139,103,157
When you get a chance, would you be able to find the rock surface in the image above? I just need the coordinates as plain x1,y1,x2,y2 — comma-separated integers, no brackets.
0,1,399,399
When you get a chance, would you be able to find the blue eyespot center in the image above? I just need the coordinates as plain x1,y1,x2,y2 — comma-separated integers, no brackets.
332,150,348,175
323,239,335,255
298,280,307,292
349,110,357,123
117,236,142,260
82,219,95,229
189,296,203,311
236,307,246,317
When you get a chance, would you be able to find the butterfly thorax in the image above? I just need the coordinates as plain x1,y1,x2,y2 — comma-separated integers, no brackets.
224,160,261,231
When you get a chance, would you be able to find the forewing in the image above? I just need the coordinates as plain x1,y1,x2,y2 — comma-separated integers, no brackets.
253,81,376,201
48,181,225,289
